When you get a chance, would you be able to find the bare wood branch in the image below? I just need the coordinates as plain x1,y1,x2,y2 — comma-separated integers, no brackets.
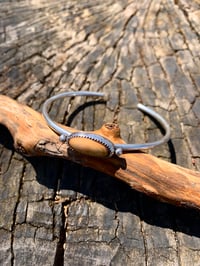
1,95,200,210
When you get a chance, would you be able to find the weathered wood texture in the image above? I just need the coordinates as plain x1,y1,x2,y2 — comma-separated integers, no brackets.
1,95,200,211
0,0,200,265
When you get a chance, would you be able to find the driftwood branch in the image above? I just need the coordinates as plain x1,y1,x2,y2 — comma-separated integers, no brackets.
1,95,200,210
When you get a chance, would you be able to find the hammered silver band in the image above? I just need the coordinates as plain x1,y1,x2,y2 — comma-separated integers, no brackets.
42,91,170,157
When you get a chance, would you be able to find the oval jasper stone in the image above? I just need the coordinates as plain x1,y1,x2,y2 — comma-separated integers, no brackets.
68,137,109,157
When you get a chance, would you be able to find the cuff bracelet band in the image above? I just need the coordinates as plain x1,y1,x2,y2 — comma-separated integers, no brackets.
42,91,170,157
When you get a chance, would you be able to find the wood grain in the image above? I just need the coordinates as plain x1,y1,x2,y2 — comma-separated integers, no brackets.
1,0,200,265
1,94,200,210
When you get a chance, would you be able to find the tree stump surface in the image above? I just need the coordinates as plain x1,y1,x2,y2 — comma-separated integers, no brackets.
0,0,200,265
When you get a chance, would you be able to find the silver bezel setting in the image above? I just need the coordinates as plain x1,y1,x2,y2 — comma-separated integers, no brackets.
67,132,115,157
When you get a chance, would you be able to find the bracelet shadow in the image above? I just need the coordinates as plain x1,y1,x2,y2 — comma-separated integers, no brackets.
30,154,200,239
66,99,106,126
0,119,199,240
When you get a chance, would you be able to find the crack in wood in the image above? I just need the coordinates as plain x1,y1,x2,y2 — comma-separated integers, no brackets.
1,0,200,264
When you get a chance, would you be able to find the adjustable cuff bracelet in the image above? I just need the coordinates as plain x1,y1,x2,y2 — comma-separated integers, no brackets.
42,91,170,157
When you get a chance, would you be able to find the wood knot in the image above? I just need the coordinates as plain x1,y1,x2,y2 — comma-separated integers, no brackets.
104,123,120,130
98,123,121,138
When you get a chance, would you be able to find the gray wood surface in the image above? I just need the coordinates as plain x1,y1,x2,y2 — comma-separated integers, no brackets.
0,0,200,265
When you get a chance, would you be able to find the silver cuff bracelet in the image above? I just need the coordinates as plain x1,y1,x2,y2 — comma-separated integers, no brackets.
42,91,170,157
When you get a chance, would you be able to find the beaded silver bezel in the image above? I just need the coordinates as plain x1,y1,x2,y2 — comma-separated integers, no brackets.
67,132,115,157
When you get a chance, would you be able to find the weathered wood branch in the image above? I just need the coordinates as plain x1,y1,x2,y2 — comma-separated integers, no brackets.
1,94,200,210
